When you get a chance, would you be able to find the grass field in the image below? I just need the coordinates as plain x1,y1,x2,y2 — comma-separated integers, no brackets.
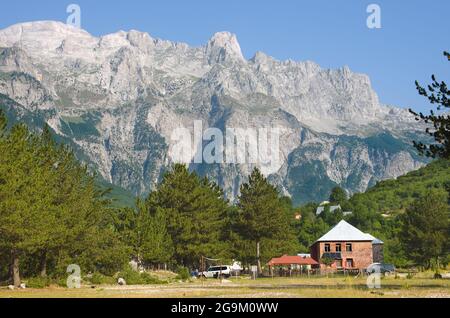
0,276,449,298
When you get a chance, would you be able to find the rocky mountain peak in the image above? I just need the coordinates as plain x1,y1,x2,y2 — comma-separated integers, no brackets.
126,30,154,49
0,21,427,204
205,31,244,64
251,51,274,65
0,21,92,45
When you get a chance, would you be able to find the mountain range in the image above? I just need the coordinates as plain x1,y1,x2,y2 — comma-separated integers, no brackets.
0,21,428,204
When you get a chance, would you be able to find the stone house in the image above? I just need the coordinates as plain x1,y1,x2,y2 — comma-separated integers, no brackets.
310,220,384,272
316,204,353,217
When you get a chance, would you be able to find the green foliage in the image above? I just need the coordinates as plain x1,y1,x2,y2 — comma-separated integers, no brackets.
90,272,116,285
320,256,334,267
410,51,450,159
140,272,168,284
0,110,6,136
236,168,291,242
146,164,229,267
3,104,449,282
319,205,345,226
329,186,348,205
0,116,129,284
346,202,382,233
175,266,190,281
97,179,136,209
116,266,167,285
341,161,449,267
232,168,299,270
116,266,144,285
298,160,450,268
349,160,450,215
296,207,330,252
400,189,449,268
114,202,174,267
25,276,52,289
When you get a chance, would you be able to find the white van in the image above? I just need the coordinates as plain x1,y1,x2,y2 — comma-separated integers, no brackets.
200,265,232,278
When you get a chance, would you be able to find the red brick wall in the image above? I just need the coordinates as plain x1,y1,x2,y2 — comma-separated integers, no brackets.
311,241,374,270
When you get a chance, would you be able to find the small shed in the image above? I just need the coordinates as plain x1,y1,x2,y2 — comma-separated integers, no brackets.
268,255,319,275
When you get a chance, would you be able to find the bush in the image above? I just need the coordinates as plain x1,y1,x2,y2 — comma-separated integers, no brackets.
434,273,443,279
140,272,167,285
25,277,51,289
116,266,143,285
115,265,167,285
56,277,68,288
176,267,190,281
90,272,116,285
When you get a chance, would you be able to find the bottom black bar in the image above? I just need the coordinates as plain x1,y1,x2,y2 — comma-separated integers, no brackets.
0,298,445,315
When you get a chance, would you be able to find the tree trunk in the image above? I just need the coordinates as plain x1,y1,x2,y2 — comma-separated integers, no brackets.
11,250,20,287
40,251,47,278
256,241,262,275
436,257,441,274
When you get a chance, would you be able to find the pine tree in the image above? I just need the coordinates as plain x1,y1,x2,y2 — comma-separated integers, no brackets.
0,115,128,282
53,163,129,276
329,186,347,205
142,207,174,267
32,125,64,277
0,124,52,286
410,51,450,159
236,168,292,274
400,189,449,269
115,201,173,268
146,164,229,268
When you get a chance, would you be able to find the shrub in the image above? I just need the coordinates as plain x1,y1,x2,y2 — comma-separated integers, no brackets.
90,272,116,285
56,277,68,288
434,273,443,279
116,266,143,285
140,272,167,285
320,256,334,267
176,267,190,281
26,277,51,289
115,265,167,285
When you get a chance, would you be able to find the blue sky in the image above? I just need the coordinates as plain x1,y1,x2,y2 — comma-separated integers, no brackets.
0,0,449,112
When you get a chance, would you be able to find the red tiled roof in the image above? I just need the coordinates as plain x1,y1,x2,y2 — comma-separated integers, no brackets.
267,255,319,266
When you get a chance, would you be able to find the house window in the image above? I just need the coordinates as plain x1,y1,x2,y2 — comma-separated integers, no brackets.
324,244,331,252
346,259,354,268
335,259,343,268
336,244,342,252
346,243,352,252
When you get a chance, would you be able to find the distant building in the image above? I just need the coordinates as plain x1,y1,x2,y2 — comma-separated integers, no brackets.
267,254,319,272
316,204,341,216
310,220,384,272
316,203,352,217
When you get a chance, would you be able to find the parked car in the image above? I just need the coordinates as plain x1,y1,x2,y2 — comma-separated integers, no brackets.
200,266,232,278
367,263,396,275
